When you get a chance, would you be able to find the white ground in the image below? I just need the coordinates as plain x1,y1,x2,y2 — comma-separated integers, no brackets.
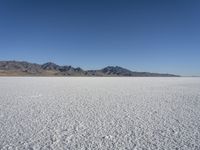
0,77,200,150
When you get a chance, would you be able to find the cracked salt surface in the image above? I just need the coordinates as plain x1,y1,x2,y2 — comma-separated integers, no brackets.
0,77,200,150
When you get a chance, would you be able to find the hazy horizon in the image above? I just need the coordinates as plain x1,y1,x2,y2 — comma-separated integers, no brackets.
0,0,200,76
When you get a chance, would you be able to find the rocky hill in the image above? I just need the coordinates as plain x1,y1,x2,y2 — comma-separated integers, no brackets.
0,61,179,77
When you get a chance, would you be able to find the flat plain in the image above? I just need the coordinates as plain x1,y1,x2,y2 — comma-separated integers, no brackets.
0,77,200,150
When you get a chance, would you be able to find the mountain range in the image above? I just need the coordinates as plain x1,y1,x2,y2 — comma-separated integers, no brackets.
0,61,179,77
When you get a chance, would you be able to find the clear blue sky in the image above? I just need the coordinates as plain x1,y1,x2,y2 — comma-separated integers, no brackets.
0,0,200,76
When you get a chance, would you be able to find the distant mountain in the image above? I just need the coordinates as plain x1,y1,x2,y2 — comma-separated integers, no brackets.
0,61,179,77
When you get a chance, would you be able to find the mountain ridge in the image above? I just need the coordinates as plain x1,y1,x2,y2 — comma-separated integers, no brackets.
0,61,180,77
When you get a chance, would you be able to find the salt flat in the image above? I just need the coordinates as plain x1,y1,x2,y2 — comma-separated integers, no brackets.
0,77,200,150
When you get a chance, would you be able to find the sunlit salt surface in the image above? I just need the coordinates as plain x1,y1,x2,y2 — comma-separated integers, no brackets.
0,77,200,149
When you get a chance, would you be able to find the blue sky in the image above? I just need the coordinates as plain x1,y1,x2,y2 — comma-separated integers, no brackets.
0,0,200,76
